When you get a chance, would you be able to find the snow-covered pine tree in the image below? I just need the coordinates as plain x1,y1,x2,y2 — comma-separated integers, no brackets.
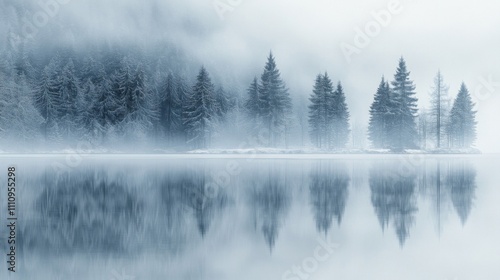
176,74,190,144
308,74,326,148
244,77,262,140
245,77,260,121
122,64,155,141
158,72,183,145
91,63,121,143
448,83,477,148
59,59,80,140
258,53,292,147
214,85,233,121
0,73,43,146
13,74,43,144
390,57,419,150
77,78,104,143
330,82,350,149
429,71,450,149
34,57,63,140
184,66,218,149
368,77,393,148
322,73,335,149
110,57,133,127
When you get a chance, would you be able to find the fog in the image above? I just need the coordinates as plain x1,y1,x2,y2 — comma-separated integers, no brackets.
1,0,499,151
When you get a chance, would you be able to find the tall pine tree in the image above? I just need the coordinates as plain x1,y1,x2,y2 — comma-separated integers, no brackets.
59,59,80,139
368,77,393,148
330,82,350,149
258,53,292,147
34,57,62,140
448,83,477,148
390,57,419,150
184,66,218,149
158,72,185,145
308,74,326,148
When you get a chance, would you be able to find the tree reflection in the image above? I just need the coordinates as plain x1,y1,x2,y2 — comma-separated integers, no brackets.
370,163,418,246
445,161,477,225
309,162,350,234
161,170,228,238
33,170,143,254
250,170,291,252
418,159,478,233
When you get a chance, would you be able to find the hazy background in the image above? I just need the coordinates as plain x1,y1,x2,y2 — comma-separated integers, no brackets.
1,0,499,152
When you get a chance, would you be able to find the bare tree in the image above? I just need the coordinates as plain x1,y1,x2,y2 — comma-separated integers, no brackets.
429,71,450,148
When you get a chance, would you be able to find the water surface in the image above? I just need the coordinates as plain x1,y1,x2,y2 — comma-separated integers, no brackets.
0,155,498,280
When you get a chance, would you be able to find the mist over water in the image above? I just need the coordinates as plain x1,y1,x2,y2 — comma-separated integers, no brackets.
1,155,498,279
1,0,499,279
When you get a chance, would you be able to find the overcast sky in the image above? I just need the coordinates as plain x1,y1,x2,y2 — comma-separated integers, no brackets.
3,0,500,151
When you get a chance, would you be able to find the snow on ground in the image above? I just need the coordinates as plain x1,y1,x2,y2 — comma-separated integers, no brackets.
0,147,482,155
187,148,482,155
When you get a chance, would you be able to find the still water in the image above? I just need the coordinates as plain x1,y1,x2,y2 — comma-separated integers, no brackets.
0,155,499,280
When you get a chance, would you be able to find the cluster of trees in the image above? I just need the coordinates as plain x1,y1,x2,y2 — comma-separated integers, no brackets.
368,58,477,150
35,56,235,149
0,46,479,151
308,74,350,149
0,47,236,150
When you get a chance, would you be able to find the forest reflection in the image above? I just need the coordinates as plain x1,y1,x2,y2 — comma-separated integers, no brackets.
20,159,477,256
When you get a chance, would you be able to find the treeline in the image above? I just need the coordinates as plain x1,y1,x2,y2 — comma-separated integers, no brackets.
0,48,237,150
368,59,477,150
0,48,477,151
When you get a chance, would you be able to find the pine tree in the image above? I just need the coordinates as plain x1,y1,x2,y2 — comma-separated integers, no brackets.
59,59,80,139
184,66,218,149
158,72,183,144
368,77,393,148
390,57,419,150
448,83,477,148
214,85,232,121
77,78,104,143
330,82,350,149
322,73,335,148
110,57,133,126
244,77,263,141
122,64,155,140
89,66,120,144
245,77,260,121
176,74,190,143
34,58,62,140
258,53,292,147
308,74,326,148
0,73,43,145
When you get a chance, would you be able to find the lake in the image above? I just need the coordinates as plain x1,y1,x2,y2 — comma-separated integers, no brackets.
0,155,498,280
